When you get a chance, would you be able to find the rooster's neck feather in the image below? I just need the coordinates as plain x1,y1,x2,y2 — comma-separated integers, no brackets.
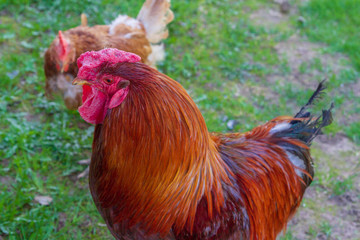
90,65,230,236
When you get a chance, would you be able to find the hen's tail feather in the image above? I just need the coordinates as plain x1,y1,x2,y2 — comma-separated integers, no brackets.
137,0,174,44
137,0,174,67
81,13,88,27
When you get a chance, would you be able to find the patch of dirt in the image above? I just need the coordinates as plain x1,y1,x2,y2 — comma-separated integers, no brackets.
314,134,360,179
0,159,12,188
0,175,13,187
250,7,290,27
0,159,10,167
273,34,348,88
25,113,41,122
287,187,360,240
56,212,67,231
250,0,299,27
316,133,358,157
353,81,360,97
331,191,360,226
79,215,92,229
234,82,280,105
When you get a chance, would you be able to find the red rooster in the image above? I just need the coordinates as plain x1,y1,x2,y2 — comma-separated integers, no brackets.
44,0,174,110
73,49,333,239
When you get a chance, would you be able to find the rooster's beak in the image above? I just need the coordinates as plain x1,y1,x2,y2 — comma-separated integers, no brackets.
72,78,90,86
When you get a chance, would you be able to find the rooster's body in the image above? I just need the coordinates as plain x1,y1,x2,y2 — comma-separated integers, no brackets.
73,49,333,240
44,0,173,109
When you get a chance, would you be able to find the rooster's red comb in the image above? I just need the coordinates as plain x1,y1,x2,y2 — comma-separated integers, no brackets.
77,48,141,70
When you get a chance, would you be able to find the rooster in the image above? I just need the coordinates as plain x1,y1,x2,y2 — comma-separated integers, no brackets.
44,0,174,110
72,48,333,240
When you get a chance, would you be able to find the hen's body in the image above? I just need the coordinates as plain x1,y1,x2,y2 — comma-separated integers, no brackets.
85,62,332,240
45,0,173,109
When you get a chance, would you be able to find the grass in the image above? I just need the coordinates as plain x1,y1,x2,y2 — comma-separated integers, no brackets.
0,0,359,239
300,0,360,70
279,229,295,240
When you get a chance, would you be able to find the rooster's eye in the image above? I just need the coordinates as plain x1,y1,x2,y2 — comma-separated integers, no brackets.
104,78,113,84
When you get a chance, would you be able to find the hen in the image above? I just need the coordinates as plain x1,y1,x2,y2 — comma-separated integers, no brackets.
73,49,333,240
44,0,174,110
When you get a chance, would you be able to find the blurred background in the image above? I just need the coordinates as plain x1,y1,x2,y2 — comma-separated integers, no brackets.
0,0,359,239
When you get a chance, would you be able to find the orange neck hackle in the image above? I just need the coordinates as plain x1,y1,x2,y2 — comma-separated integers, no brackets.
90,63,231,236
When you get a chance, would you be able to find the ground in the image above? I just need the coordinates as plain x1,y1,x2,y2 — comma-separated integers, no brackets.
0,0,359,239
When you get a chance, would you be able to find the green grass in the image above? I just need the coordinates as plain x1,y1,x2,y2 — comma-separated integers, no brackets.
300,0,360,70
319,221,332,238
345,122,360,143
279,228,295,240
0,0,359,239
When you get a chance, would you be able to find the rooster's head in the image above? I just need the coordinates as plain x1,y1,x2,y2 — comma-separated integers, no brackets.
72,48,141,124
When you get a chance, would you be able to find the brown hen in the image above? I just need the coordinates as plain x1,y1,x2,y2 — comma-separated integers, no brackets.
44,0,174,110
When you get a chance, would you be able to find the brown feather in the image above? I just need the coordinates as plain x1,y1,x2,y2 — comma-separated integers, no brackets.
90,63,230,238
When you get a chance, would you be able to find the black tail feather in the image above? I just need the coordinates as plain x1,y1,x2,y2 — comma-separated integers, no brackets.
294,79,326,118
276,81,334,145
304,102,334,144
272,82,333,186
